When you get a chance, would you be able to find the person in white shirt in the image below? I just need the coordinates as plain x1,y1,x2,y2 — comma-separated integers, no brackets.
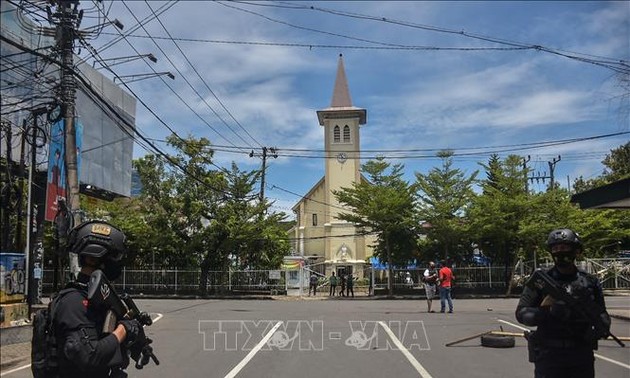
423,261,439,313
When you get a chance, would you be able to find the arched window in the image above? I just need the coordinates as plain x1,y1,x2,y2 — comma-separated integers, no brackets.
312,214,318,226
343,125,350,142
333,126,340,143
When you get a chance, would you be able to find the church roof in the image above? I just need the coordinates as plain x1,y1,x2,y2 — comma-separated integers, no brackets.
331,54,353,108
317,54,366,125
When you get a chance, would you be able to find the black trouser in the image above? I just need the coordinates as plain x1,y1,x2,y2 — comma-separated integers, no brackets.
533,345,594,378
534,362,594,378
347,286,354,297
330,285,336,296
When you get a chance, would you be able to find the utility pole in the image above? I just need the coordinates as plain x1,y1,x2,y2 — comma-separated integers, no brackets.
522,155,530,193
250,147,278,202
15,120,27,251
528,155,561,191
548,155,561,189
55,0,82,277
2,122,13,251
25,107,47,311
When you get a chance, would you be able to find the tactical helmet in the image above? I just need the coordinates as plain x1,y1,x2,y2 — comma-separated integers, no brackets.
67,221,127,262
546,228,582,250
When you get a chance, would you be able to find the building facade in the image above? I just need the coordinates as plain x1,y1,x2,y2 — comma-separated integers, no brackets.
291,55,376,278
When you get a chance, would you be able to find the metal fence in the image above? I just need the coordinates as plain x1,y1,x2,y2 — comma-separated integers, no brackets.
42,269,287,295
374,266,514,289
42,258,630,295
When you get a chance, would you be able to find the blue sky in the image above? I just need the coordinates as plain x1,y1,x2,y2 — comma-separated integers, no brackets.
82,1,629,218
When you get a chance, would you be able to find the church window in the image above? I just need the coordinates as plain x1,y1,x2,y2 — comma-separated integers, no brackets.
343,125,350,142
333,125,340,143
312,214,318,226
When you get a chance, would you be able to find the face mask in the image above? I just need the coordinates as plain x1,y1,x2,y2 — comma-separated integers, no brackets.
102,259,123,281
552,251,576,268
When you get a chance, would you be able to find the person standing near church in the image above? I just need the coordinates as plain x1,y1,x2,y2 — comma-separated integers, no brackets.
439,260,455,313
423,261,439,313
329,272,338,296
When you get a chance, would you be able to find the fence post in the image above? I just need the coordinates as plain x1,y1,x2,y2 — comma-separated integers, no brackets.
228,269,232,291
174,268,178,292
122,267,126,290
489,266,492,288
299,265,303,297
615,266,619,289
371,265,375,296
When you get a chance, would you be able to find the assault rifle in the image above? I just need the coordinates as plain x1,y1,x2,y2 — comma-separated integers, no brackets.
526,269,624,347
88,270,160,368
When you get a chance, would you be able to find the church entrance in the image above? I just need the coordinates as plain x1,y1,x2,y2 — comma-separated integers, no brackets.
336,265,353,277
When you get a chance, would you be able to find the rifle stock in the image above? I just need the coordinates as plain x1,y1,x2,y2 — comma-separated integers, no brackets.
526,269,624,348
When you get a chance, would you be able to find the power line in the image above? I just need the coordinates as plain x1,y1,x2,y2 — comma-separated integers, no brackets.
98,32,533,52
143,0,262,150
147,131,629,159
265,1,629,74
0,34,240,198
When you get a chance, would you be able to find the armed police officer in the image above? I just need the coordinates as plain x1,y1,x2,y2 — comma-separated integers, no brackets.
516,228,612,378
52,221,145,377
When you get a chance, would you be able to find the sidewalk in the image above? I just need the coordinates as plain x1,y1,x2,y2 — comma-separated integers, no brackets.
0,341,30,372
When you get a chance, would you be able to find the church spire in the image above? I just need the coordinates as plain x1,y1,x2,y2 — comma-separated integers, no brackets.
330,54,352,108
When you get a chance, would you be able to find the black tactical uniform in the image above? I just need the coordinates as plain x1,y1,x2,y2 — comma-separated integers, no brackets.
516,229,611,378
51,221,137,378
54,273,126,377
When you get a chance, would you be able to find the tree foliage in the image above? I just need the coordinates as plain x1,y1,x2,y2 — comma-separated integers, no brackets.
333,157,418,296
573,142,630,192
415,150,478,261
83,135,290,294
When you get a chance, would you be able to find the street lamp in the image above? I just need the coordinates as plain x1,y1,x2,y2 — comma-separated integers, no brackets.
113,71,175,84
93,53,158,69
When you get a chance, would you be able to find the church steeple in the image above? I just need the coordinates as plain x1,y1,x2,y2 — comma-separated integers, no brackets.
331,54,353,108
317,54,366,126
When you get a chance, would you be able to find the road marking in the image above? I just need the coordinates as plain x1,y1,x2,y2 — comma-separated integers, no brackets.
0,364,30,376
378,321,433,378
594,354,630,369
497,319,630,370
224,320,283,378
0,313,165,376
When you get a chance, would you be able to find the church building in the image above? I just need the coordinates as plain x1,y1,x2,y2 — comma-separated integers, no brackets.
290,55,376,279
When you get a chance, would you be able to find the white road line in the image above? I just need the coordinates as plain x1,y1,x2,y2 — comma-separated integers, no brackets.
153,312,164,323
0,313,165,376
224,320,283,378
378,321,433,378
0,364,30,376
497,319,630,370
594,354,630,369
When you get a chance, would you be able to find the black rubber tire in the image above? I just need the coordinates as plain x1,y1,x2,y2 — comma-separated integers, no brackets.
480,334,516,348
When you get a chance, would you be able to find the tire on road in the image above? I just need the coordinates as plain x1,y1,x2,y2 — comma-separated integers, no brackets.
480,334,515,348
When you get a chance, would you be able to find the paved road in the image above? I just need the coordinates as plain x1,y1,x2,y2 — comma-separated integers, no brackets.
3,297,629,378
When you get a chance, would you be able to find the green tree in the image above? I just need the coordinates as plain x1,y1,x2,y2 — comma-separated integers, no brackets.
574,142,630,192
333,157,418,296
115,135,289,294
415,150,478,262
468,155,529,288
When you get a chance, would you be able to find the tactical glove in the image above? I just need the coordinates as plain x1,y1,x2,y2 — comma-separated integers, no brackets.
119,319,145,346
